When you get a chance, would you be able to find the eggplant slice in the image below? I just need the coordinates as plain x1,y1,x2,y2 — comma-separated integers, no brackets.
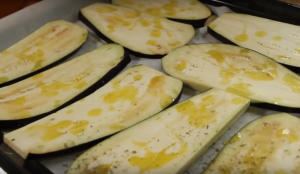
4,65,183,159
162,44,300,109
79,3,195,58
0,44,130,129
203,113,300,174
111,0,211,28
208,13,300,68
0,20,88,86
67,88,249,174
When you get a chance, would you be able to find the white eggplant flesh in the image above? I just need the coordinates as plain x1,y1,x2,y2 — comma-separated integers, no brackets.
0,44,127,121
111,0,211,20
209,13,300,68
203,113,300,174
80,3,195,56
4,65,183,159
162,44,300,108
0,20,88,84
67,88,249,174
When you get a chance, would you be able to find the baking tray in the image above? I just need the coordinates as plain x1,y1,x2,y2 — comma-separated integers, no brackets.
1,0,300,174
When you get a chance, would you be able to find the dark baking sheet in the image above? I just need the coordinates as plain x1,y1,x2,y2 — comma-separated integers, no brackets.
1,0,299,174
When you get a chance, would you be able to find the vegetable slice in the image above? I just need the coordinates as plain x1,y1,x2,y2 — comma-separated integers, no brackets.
111,0,211,28
162,44,300,108
208,13,300,68
67,88,249,174
79,3,195,58
202,113,300,174
0,20,88,86
4,65,183,159
0,44,130,128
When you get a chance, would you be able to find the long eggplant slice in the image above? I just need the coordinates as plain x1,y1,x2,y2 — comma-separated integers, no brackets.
79,3,195,58
162,44,300,109
4,65,183,159
208,13,300,68
0,20,88,86
203,113,300,174
111,0,211,28
0,44,130,128
67,88,249,174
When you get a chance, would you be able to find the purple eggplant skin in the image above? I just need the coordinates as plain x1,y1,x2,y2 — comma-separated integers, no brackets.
18,88,182,160
78,11,168,59
208,26,300,73
0,48,131,130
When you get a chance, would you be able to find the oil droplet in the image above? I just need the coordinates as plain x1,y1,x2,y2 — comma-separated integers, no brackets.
279,55,290,60
32,59,44,71
66,110,73,114
0,77,8,84
133,74,143,81
129,135,186,172
109,106,116,111
148,76,165,89
276,128,299,143
240,48,250,54
90,164,113,174
176,98,217,128
54,100,61,108
110,124,125,130
1,50,10,55
146,40,158,46
9,97,26,106
31,73,43,80
125,11,140,18
41,120,72,142
107,24,115,32
160,94,174,108
274,170,287,174
230,132,242,143
168,41,181,48
231,97,247,105
41,81,71,96
226,83,253,98
96,7,117,13
74,81,87,89
234,27,248,42
220,69,235,85
174,61,187,71
255,31,267,37
13,110,31,119
273,36,282,41
209,24,217,29
103,86,138,104
207,50,225,64
69,120,89,135
151,30,161,38
218,165,231,174
283,73,300,94
190,0,199,6
88,108,103,117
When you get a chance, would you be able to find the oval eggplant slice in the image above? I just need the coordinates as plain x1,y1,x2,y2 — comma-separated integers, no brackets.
79,3,195,58
202,113,300,174
4,65,183,159
0,20,88,86
67,88,249,174
111,0,211,28
162,44,300,108
208,13,300,68
0,44,130,128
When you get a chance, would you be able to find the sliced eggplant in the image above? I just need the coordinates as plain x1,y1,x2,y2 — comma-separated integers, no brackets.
67,88,249,174
0,44,130,128
111,0,211,28
0,20,88,86
208,13,300,68
79,3,195,58
4,65,183,159
162,44,300,109
203,113,300,174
